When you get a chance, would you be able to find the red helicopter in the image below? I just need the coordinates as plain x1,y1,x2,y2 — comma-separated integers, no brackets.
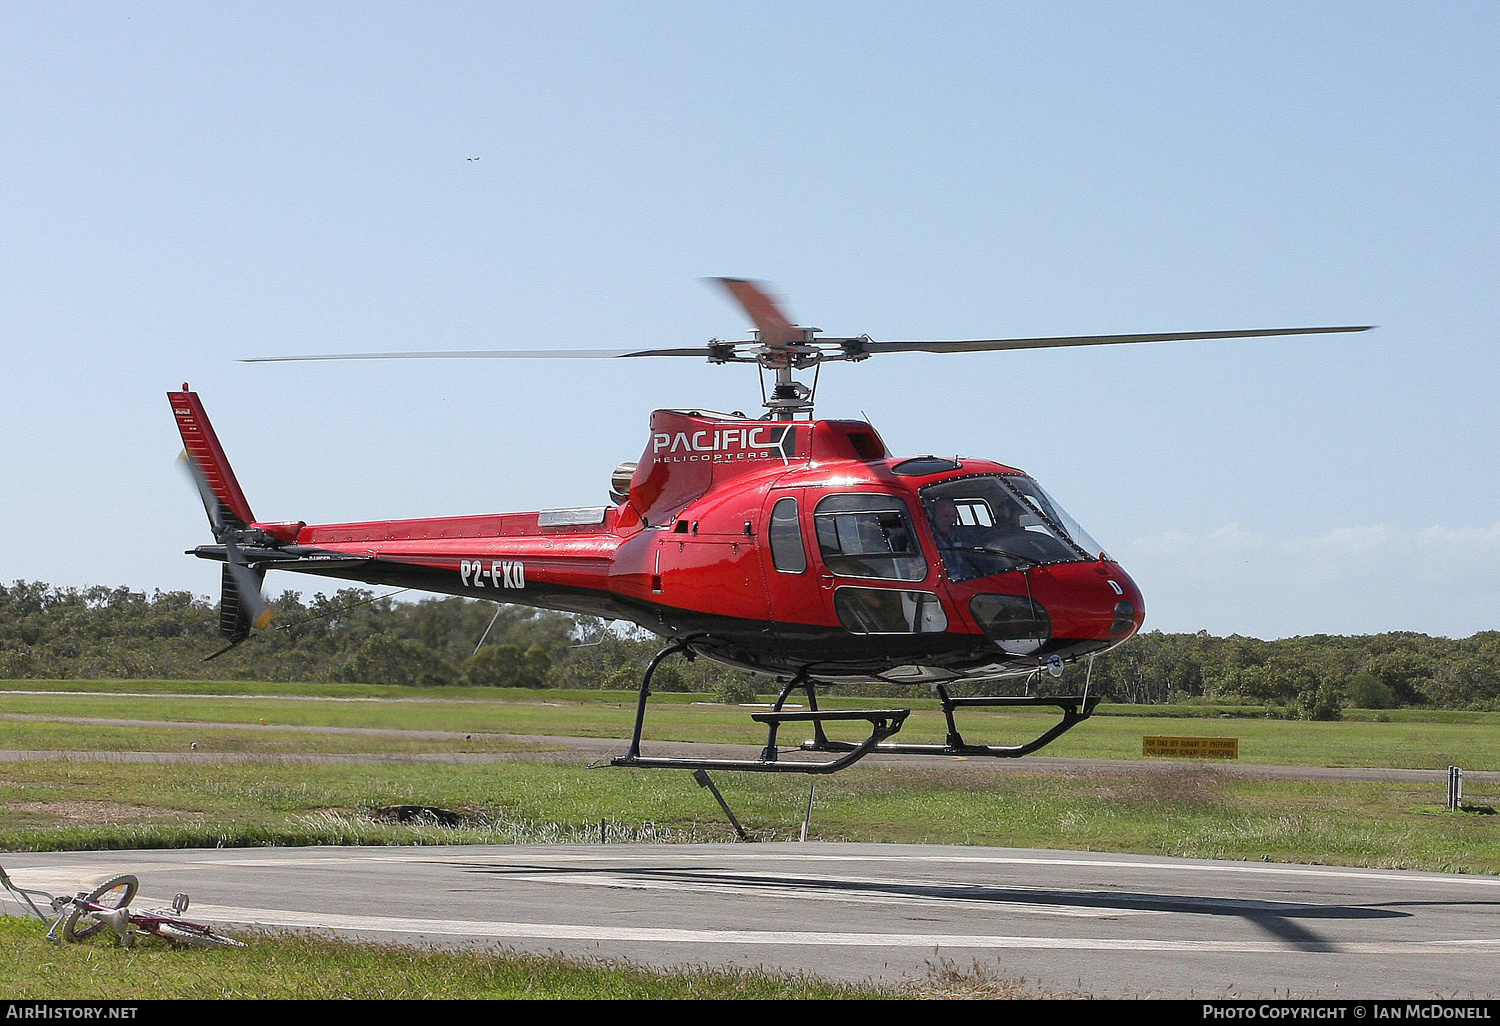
173,280,1368,774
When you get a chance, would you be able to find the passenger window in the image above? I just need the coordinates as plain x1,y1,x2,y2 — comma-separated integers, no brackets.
768,496,807,573
813,494,926,581
835,588,948,634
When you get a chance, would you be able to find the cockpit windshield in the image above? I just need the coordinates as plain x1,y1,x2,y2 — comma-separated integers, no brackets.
919,475,1105,582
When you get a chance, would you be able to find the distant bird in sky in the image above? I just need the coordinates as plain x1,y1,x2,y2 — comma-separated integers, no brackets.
466,155,479,162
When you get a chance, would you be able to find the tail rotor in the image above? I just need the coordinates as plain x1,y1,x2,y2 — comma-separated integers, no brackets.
178,449,273,654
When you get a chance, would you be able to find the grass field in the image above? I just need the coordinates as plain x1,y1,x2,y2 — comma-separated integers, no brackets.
0,915,990,999
3,678,1497,1000
2,754,1497,871
2,679,1497,873
4,679,1499,769
0,719,561,756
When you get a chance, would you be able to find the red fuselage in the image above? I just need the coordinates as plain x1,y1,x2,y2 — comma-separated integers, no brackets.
180,397,1144,683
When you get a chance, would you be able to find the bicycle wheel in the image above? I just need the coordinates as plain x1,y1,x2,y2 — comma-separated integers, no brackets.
156,921,245,948
61,873,138,942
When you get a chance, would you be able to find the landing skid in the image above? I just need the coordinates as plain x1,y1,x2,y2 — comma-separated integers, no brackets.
610,643,1095,774
801,683,1099,759
610,642,908,774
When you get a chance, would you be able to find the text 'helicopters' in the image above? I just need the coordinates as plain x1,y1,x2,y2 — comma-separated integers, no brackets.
174,280,1369,773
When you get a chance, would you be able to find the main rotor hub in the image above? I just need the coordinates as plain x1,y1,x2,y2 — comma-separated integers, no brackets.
730,328,873,416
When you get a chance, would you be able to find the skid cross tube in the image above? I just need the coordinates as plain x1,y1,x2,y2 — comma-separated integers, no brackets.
611,646,910,773
802,689,1100,759
772,670,830,749
615,708,908,774
621,638,697,761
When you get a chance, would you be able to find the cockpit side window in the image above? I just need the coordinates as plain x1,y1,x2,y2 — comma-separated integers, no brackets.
812,494,927,582
835,588,947,634
768,496,807,573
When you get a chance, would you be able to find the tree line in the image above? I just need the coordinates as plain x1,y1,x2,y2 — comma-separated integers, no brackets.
2,580,1497,714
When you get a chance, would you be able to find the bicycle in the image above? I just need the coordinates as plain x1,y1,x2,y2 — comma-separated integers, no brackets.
1,862,245,948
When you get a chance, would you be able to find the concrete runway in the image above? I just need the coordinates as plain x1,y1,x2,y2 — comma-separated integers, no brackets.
4,843,1498,998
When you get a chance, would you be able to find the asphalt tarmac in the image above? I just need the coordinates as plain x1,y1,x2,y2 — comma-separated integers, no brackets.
4,843,1498,998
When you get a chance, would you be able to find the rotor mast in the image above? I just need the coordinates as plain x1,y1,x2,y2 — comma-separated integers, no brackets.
756,327,815,417
713,278,869,418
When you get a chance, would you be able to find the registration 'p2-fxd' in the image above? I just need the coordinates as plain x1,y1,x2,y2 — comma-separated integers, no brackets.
174,279,1368,773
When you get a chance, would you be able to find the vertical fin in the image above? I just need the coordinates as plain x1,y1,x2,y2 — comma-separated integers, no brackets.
169,389,256,529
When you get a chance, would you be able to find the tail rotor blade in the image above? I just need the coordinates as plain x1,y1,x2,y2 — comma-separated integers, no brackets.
179,451,273,635
223,535,274,632
178,452,228,534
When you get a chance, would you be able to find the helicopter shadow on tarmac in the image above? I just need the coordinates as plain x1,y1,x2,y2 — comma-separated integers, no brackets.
445,861,1424,949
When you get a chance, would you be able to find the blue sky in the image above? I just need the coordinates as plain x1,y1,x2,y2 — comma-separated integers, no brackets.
2,3,1496,638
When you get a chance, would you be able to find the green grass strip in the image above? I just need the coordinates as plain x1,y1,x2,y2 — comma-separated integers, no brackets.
0,916,915,1000
5,682,1499,769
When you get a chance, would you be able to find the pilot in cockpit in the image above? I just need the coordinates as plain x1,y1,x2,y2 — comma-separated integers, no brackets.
927,497,986,573
928,494,1029,577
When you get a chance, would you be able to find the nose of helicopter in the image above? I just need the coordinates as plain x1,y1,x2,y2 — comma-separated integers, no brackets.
968,560,1144,651
1035,560,1145,642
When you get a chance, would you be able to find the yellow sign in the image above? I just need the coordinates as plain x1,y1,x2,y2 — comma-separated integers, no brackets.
1143,736,1239,759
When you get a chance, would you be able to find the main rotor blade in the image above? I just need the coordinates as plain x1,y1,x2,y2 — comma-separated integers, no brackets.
242,346,720,363
712,278,800,350
240,324,1373,364
864,325,1373,355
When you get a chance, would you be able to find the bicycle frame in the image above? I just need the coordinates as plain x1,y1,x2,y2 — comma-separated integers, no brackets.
2,863,242,948
0,863,57,924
